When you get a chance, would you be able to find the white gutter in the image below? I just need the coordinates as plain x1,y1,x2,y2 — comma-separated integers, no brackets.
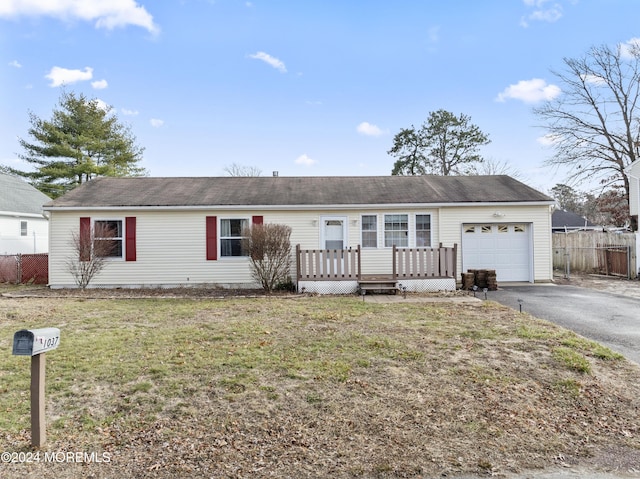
0,210,49,219
44,201,555,212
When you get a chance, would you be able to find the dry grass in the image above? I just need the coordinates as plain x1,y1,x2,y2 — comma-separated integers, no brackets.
0,289,639,478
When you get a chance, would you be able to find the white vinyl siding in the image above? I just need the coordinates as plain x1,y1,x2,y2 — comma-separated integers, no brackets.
46,204,553,287
438,205,552,283
0,215,49,255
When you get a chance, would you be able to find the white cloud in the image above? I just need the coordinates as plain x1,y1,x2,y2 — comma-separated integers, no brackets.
0,0,159,34
621,37,640,59
295,154,316,167
356,122,385,136
520,0,563,27
93,99,110,112
150,118,164,128
496,78,561,103
91,79,108,89
537,134,561,146
45,66,93,87
249,51,287,73
581,73,606,86
121,108,139,116
9,60,22,68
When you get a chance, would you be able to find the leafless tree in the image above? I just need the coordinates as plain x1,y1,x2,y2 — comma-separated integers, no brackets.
241,223,292,293
223,163,262,177
466,158,523,179
534,41,640,226
66,222,116,289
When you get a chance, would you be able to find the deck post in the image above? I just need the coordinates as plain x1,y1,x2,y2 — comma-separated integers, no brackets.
295,244,301,289
392,245,397,280
452,243,458,279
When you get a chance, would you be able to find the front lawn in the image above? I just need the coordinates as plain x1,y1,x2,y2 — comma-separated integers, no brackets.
0,293,639,478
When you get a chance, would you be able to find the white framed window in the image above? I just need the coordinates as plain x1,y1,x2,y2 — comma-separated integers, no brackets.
361,215,377,248
20,221,28,237
220,218,249,257
415,214,431,247
384,214,408,247
93,219,123,258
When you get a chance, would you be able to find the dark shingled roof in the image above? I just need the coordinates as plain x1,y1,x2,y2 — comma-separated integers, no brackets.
0,173,51,215
552,210,598,230
45,175,553,209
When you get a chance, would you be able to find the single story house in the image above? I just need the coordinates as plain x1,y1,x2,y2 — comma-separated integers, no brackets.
43,175,554,291
0,173,50,255
552,209,600,233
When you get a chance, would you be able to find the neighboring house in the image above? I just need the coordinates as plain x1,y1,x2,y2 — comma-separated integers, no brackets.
0,173,50,255
43,175,554,290
629,159,640,228
626,159,640,274
552,209,601,233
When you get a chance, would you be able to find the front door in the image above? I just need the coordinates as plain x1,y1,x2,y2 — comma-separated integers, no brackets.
322,217,346,250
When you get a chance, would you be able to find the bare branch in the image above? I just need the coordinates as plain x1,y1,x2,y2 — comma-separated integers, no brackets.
534,43,640,224
66,222,116,289
241,224,292,293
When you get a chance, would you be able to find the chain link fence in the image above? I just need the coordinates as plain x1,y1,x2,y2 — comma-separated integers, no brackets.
0,253,48,284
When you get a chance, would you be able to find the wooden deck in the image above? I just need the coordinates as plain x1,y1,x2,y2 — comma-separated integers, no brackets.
296,244,458,294
358,275,398,295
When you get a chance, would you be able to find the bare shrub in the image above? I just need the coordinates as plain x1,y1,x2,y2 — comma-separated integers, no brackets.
242,223,292,293
67,222,117,289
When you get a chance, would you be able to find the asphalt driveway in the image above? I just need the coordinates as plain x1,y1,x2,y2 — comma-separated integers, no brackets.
489,282,640,365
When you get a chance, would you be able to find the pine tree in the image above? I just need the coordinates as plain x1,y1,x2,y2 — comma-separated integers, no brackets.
11,90,146,198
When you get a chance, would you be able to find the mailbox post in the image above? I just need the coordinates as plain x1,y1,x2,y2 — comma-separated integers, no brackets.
12,328,60,448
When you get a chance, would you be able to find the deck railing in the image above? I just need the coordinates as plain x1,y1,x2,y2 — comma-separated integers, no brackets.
296,244,458,282
393,243,457,280
296,245,361,281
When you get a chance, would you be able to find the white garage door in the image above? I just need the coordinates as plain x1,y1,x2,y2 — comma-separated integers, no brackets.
462,224,532,282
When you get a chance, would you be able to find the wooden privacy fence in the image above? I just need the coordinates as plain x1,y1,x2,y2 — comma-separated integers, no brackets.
393,244,457,279
0,253,49,284
296,244,457,281
597,244,631,278
552,231,636,279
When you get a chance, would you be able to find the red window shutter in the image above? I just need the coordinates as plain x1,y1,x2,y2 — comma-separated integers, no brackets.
79,217,91,261
251,216,264,260
206,216,217,260
125,217,137,262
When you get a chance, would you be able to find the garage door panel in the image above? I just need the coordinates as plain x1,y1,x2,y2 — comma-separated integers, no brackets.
462,224,532,282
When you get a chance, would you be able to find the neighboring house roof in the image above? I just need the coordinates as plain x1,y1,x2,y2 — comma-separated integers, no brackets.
45,175,553,209
0,173,51,216
552,209,599,231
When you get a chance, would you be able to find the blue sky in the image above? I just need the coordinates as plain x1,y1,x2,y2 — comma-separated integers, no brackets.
1,0,640,194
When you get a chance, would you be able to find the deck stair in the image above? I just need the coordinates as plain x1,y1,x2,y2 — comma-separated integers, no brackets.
358,275,398,295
